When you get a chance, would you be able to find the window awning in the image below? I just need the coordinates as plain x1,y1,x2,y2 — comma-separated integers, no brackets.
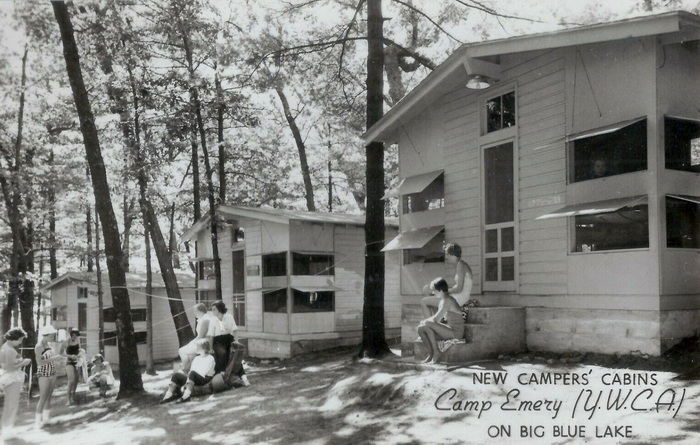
382,170,443,200
667,194,700,205
292,286,341,293
566,117,646,142
536,195,647,220
247,287,286,293
381,225,443,251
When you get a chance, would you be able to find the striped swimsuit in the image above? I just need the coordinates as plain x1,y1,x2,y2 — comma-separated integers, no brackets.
36,347,56,378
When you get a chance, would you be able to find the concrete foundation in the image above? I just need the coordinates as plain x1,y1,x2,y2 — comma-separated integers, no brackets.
413,306,526,362
245,328,401,359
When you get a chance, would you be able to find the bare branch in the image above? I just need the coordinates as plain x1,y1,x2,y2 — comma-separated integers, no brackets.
453,0,543,24
389,0,464,43
338,0,365,78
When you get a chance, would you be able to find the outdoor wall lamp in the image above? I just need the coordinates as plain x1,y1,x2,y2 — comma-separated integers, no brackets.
466,74,493,89
463,57,501,90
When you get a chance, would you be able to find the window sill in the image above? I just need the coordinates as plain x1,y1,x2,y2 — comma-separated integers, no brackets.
568,247,649,255
479,126,517,146
568,169,648,185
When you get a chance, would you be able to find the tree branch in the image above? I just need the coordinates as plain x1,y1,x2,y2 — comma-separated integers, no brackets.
389,0,463,43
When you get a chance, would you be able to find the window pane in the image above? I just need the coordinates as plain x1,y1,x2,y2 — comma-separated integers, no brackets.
485,229,498,253
104,331,117,347
134,332,147,345
262,252,287,276
292,253,334,275
666,197,700,248
103,307,115,323
403,230,445,265
232,250,245,293
501,256,515,281
501,227,515,252
233,228,245,243
502,92,516,128
292,290,334,313
485,258,498,281
263,288,287,313
484,143,514,224
78,303,87,332
131,308,147,322
486,96,501,133
232,296,245,326
573,204,649,252
402,173,444,214
665,117,700,173
199,260,216,280
572,119,647,182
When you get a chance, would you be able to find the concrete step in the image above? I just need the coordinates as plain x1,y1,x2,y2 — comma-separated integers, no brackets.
411,306,527,363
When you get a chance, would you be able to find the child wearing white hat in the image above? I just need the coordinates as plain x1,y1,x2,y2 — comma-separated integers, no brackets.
34,325,62,427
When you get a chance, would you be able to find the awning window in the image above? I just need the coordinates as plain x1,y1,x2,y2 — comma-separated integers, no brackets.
566,117,646,142
291,286,341,293
667,194,700,205
536,195,647,220
381,225,443,251
382,170,443,200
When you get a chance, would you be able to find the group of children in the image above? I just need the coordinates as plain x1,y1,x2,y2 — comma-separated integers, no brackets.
0,325,115,438
162,299,249,403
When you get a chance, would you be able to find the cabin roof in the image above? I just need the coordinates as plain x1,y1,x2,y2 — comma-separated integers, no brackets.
363,11,700,144
40,270,196,292
182,205,399,242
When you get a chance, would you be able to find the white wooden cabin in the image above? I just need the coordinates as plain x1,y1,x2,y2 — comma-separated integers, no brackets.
41,271,197,365
366,12,700,357
183,205,401,358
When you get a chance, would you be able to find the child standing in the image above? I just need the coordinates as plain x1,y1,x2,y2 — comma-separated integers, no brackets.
34,325,63,427
0,328,31,439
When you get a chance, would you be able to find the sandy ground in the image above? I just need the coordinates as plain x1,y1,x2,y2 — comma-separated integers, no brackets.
1,350,700,445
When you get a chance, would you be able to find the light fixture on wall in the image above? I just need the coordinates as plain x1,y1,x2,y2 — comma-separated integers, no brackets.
465,74,492,90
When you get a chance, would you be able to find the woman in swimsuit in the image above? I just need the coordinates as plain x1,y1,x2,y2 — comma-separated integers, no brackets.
34,325,62,427
417,277,465,364
0,328,31,438
61,328,82,405
421,242,473,318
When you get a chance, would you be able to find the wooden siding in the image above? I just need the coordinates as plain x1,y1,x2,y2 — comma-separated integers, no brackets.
289,221,333,252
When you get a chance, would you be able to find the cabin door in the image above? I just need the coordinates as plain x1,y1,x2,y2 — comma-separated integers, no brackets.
482,141,517,291
231,249,246,327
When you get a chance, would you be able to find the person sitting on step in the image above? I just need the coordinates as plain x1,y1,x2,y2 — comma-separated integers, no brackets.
87,354,115,398
162,339,215,404
417,277,465,364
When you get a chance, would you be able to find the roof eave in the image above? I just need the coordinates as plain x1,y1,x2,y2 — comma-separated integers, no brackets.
363,11,697,145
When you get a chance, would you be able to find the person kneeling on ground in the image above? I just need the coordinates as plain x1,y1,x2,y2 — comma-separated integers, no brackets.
87,354,115,398
162,339,215,404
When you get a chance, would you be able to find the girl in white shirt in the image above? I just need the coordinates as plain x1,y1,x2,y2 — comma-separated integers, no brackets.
178,303,212,372
162,339,215,403
209,301,248,385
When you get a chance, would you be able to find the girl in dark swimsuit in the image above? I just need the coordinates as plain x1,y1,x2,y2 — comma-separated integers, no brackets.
62,328,82,405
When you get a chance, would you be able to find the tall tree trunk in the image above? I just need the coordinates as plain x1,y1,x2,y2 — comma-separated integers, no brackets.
274,86,316,212
168,203,180,269
361,0,390,357
129,77,195,346
121,197,134,273
95,208,104,355
86,200,93,272
52,0,143,395
182,29,222,301
48,150,58,279
144,223,155,375
216,73,226,203
141,201,195,346
191,127,201,222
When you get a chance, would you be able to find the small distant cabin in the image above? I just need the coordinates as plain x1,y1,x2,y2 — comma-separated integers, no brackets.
182,205,401,358
365,12,700,357
41,271,197,365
